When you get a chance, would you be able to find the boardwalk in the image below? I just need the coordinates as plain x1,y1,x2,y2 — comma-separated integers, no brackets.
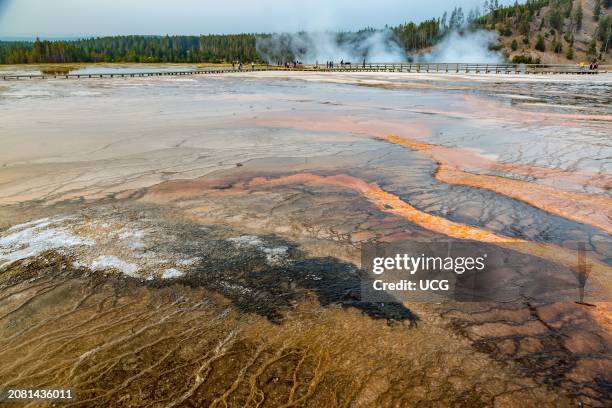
1,63,608,80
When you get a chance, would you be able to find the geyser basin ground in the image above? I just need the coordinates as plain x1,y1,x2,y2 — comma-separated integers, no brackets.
0,69,611,407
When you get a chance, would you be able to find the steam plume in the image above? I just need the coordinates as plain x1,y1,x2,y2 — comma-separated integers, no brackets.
256,29,405,64
417,30,503,63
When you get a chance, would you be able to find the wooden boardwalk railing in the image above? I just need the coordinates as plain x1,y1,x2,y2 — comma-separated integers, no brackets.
0,67,270,80
1,63,608,80
302,63,607,74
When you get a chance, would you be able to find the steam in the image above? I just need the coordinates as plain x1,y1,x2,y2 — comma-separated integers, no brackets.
256,29,405,64
257,28,504,64
418,30,502,63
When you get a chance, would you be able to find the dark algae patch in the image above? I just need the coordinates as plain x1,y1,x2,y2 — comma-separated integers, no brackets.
135,217,417,323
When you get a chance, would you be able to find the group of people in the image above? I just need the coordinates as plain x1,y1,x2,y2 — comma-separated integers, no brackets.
580,60,600,70
231,61,257,70
273,59,370,69
322,60,356,69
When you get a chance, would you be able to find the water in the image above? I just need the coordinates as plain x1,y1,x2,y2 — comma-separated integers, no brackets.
0,63,202,76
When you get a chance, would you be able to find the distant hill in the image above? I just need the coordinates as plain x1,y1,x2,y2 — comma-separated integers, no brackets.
476,0,611,63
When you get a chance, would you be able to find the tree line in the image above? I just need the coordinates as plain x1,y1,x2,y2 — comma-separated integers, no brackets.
0,34,260,64
0,6,490,64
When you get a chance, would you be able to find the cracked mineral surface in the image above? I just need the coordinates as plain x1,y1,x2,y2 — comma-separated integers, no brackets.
0,70,610,407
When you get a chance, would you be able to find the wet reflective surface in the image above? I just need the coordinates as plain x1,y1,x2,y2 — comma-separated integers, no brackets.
0,64,201,76
0,69,610,406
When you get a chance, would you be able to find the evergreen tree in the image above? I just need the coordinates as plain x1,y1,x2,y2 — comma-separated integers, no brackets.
553,36,563,53
597,15,611,53
548,5,563,31
564,0,573,18
393,19,442,51
594,0,602,21
520,13,531,35
587,36,597,55
573,2,583,31
535,34,546,51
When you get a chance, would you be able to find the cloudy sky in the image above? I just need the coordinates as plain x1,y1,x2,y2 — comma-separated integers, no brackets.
0,0,516,37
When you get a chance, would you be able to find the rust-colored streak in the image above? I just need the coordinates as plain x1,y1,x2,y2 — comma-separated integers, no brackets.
460,94,612,125
382,134,611,191
256,115,611,192
437,166,612,234
255,115,431,141
247,173,521,243
383,135,612,235
245,173,611,283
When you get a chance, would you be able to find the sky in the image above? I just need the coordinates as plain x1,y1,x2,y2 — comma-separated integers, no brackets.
0,0,517,38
